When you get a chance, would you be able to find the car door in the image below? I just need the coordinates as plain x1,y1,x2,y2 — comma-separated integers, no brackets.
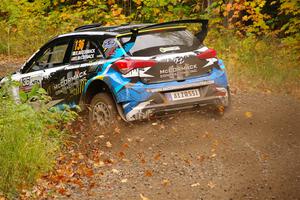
45,36,105,106
16,37,72,104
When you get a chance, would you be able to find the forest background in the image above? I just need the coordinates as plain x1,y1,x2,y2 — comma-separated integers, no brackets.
0,0,299,94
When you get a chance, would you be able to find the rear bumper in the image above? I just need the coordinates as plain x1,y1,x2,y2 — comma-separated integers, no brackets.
115,64,229,121
124,84,228,121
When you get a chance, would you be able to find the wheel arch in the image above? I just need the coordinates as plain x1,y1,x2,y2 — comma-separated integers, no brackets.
82,79,114,106
80,79,128,121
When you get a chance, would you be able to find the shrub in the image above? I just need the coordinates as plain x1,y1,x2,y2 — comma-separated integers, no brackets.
0,80,76,199
207,29,300,93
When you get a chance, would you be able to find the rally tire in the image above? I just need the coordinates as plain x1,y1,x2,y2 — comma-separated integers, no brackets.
222,86,231,109
88,93,118,129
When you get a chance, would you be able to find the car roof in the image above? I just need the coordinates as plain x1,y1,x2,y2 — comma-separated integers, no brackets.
57,23,152,38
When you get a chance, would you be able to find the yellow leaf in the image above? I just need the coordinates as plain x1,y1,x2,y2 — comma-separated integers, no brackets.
140,194,150,200
106,141,112,148
121,178,128,183
208,181,216,188
245,111,253,118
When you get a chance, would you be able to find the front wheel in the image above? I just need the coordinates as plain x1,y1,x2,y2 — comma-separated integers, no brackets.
88,93,118,129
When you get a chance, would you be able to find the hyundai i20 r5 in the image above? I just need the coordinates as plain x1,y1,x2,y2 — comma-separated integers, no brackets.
1,19,230,127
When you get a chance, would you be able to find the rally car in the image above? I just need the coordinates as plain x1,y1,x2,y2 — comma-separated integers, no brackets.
2,19,230,127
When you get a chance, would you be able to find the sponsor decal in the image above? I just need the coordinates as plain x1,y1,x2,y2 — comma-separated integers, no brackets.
103,38,117,49
123,67,154,78
71,49,95,62
203,58,218,68
20,76,42,91
159,46,180,53
159,64,198,78
53,70,87,96
21,76,42,87
173,56,185,64
74,39,85,51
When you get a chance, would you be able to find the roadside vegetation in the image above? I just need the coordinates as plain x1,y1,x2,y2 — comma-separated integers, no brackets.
0,80,76,198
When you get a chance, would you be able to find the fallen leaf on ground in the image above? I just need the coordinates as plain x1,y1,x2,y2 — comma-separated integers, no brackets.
162,179,170,186
118,151,125,158
154,153,161,161
106,141,112,148
78,153,84,160
112,169,120,174
208,181,216,188
114,127,121,134
171,126,178,132
121,179,128,183
104,158,114,164
191,183,200,187
122,158,130,162
245,111,253,118
144,170,153,177
94,161,105,168
140,194,150,200
197,155,205,162
202,131,211,138
152,122,158,126
159,124,165,130
211,153,217,158
217,105,225,114
85,168,94,177
122,143,129,148
140,158,146,164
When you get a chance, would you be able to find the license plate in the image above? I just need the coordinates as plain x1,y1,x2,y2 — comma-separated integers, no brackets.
167,89,200,101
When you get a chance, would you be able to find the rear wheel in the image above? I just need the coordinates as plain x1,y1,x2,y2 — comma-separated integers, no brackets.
88,93,118,129
220,86,231,109
214,86,231,114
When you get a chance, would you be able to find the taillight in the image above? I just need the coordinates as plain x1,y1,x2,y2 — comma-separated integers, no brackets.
113,59,157,74
196,48,217,59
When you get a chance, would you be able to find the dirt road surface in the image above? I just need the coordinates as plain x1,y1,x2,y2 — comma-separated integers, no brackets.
61,91,300,200
1,58,299,200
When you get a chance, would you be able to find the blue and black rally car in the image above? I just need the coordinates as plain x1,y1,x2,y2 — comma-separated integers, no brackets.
4,19,230,127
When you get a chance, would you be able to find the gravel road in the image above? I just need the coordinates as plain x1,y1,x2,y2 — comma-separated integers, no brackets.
64,91,300,200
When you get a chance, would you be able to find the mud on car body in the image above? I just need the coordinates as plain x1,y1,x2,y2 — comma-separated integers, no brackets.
1,19,230,126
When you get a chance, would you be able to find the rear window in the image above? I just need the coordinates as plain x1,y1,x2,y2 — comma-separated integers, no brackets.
120,29,201,57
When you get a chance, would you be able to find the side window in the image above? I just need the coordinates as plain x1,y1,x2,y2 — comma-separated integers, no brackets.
30,49,51,71
28,40,70,72
49,43,69,64
70,38,103,64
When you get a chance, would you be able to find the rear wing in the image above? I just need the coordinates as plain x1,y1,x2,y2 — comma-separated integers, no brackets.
116,19,209,52
132,19,208,41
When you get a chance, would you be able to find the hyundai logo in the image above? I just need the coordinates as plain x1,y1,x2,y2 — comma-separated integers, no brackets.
174,57,185,64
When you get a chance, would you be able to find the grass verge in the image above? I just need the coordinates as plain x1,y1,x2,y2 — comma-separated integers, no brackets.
0,81,76,199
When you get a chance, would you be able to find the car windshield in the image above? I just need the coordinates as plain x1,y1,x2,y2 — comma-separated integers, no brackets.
119,29,201,57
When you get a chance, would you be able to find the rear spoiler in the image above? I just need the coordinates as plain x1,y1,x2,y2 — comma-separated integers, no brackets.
133,19,208,41
118,19,209,49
